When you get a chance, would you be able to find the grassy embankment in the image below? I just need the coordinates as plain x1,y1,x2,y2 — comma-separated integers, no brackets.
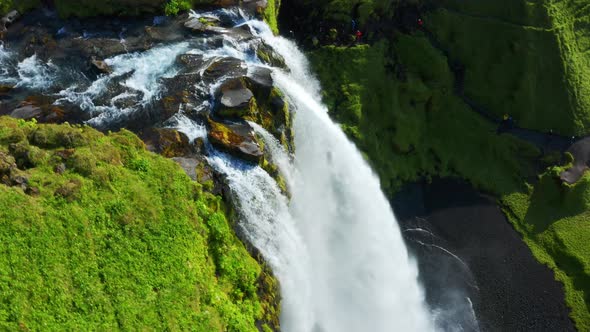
0,117,279,331
306,0,590,329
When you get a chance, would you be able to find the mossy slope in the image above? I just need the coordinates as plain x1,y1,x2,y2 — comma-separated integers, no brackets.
428,0,590,135
0,117,278,331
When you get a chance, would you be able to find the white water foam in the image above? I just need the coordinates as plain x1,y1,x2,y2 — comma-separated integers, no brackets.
167,113,208,142
248,19,434,332
105,42,190,102
14,54,57,90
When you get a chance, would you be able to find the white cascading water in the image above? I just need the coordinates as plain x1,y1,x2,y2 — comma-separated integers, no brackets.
246,21,434,332
1,10,438,331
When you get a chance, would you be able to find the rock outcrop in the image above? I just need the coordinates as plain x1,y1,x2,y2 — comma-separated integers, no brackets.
208,117,264,163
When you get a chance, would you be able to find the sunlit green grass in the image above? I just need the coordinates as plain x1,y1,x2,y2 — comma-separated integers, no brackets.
0,117,278,331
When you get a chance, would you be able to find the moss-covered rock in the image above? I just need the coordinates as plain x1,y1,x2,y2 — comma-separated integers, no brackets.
0,116,280,331
142,127,194,158
208,117,264,163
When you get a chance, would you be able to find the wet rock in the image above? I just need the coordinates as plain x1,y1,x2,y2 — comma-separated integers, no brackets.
256,41,286,68
10,96,65,123
91,58,112,74
1,10,20,34
217,77,255,118
248,66,273,89
10,102,43,120
203,57,247,82
68,36,151,58
215,0,240,6
142,127,194,158
22,27,58,58
208,117,263,163
242,0,268,13
184,16,223,33
172,156,222,193
226,26,255,42
172,157,200,181
159,73,204,119
178,54,205,71
145,25,184,42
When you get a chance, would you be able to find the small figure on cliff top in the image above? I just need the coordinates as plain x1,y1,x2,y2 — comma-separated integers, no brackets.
417,18,424,27
355,30,363,43
351,19,357,31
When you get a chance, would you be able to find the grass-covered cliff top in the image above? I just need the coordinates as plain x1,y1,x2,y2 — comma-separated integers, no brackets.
0,117,279,331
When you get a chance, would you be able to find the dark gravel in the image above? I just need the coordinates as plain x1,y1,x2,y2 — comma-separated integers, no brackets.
392,178,576,332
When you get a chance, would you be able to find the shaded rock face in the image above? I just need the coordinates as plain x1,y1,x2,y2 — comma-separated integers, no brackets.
560,137,590,184
208,117,263,163
203,57,247,82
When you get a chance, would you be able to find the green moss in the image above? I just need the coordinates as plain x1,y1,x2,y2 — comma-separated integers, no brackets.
0,117,279,331
262,0,280,34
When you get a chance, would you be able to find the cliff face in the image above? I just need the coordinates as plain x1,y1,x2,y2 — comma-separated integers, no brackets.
281,0,590,329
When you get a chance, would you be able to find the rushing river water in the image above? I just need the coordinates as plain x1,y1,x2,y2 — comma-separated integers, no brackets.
0,7,479,331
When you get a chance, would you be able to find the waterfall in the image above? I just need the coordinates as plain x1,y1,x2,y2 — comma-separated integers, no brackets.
244,22,434,332
0,9,436,331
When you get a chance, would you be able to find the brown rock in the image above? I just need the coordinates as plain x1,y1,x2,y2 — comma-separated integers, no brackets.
91,58,112,74
208,117,263,163
142,128,194,158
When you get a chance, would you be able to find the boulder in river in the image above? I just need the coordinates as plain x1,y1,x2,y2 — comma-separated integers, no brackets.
68,36,151,58
91,58,112,74
160,73,205,119
184,15,223,33
208,117,263,163
145,25,184,42
216,77,255,118
203,57,247,82
177,54,205,72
